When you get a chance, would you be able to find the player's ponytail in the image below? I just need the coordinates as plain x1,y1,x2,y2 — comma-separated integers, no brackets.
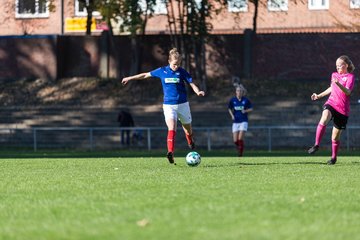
339,55,355,73
236,84,248,96
169,48,182,62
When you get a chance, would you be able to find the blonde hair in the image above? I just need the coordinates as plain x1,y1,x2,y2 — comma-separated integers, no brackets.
338,55,355,73
169,48,182,62
235,84,247,96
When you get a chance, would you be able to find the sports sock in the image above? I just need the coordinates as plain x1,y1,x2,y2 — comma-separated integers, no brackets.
185,133,194,145
167,130,176,153
238,140,244,156
315,123,326,146
331,140,340,159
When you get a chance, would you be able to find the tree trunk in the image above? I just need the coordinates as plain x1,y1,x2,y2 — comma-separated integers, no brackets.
252,0,259,34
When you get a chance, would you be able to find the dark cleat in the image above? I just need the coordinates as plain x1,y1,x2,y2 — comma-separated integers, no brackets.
327,158,337,165
166,152,176,165
188,141,195,150
308,145,319,154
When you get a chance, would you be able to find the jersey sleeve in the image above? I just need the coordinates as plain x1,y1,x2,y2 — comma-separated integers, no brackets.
150,67,162,78
181,68,193,83
346,73,355,91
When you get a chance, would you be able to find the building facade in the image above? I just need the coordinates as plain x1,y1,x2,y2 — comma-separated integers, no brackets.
1,0,360,36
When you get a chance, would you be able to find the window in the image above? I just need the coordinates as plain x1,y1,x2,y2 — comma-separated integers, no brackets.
75,0,87,16
350,0,360,9
268,0,288,11
228,0,248,13
75,0,101,17
16,0,49,18
308,0,329,10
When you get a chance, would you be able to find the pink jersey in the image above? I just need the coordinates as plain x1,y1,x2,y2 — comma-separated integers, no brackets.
325,72,355,116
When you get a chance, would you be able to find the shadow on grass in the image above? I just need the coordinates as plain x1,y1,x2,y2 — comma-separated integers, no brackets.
203,161,326,168
203,159,360,168
1,149,359,160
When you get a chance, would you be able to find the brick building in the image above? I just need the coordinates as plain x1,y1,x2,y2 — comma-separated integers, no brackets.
1,0,360,36
1,0,360,81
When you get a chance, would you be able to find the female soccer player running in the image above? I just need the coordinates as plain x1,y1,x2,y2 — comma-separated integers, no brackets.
121,48,205,165
308,55,355,165
228,84,253,157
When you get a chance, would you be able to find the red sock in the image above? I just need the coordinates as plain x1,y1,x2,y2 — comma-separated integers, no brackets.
238,140,244,156
315,123,326,146
185,133,193,145
167,130,176,153
331,140,340,159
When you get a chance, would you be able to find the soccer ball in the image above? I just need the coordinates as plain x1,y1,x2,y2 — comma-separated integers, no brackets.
185,151,201,167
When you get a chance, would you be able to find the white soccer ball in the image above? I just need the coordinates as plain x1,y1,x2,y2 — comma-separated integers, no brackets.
185,151,201,167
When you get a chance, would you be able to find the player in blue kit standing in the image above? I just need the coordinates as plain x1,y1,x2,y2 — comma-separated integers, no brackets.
121,48,205,165
228,84,253,157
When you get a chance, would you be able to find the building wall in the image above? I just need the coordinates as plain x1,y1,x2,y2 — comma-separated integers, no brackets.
0,1,62,35
1,1,360,36
143,1,360,34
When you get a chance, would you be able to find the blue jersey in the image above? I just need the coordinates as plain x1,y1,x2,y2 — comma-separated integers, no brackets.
150,65,193,105
228,96,252,123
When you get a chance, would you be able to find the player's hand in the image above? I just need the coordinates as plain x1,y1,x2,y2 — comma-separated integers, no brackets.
121,77,130,85
197,91,205,96
311,93,319,101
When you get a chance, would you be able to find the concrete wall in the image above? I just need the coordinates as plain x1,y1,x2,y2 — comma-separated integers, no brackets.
0,32,360,81
0,35,58,79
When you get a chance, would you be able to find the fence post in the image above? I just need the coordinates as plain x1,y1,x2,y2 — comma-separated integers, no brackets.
147,128,151,151
207,129,211,151
33,128,37,152
268,127,272,152
89,128,93,151
346,128,350,151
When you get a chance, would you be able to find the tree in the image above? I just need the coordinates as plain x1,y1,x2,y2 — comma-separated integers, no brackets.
111,0,157,74
77,0,98,35
165,0,223,91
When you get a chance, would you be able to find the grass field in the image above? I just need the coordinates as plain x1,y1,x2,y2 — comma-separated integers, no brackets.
1,150,360,240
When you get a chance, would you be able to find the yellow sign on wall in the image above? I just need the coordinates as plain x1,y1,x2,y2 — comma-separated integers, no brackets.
65,17,96,32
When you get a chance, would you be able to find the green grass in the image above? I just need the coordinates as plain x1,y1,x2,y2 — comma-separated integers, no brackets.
1,151,360,240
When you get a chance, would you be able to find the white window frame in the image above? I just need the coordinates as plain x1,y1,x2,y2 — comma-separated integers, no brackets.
75,0,101,17
15,0,49,18
228,0,248,13
75,0,88,16
308,0,329,10
268,0,288,11
350,0,360,9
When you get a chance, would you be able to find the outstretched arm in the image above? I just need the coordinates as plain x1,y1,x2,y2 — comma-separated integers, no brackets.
121,72,151,85
189,82,205,96
311,86,331,101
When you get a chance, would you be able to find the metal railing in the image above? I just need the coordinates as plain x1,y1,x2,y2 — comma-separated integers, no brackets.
1,125,360,152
